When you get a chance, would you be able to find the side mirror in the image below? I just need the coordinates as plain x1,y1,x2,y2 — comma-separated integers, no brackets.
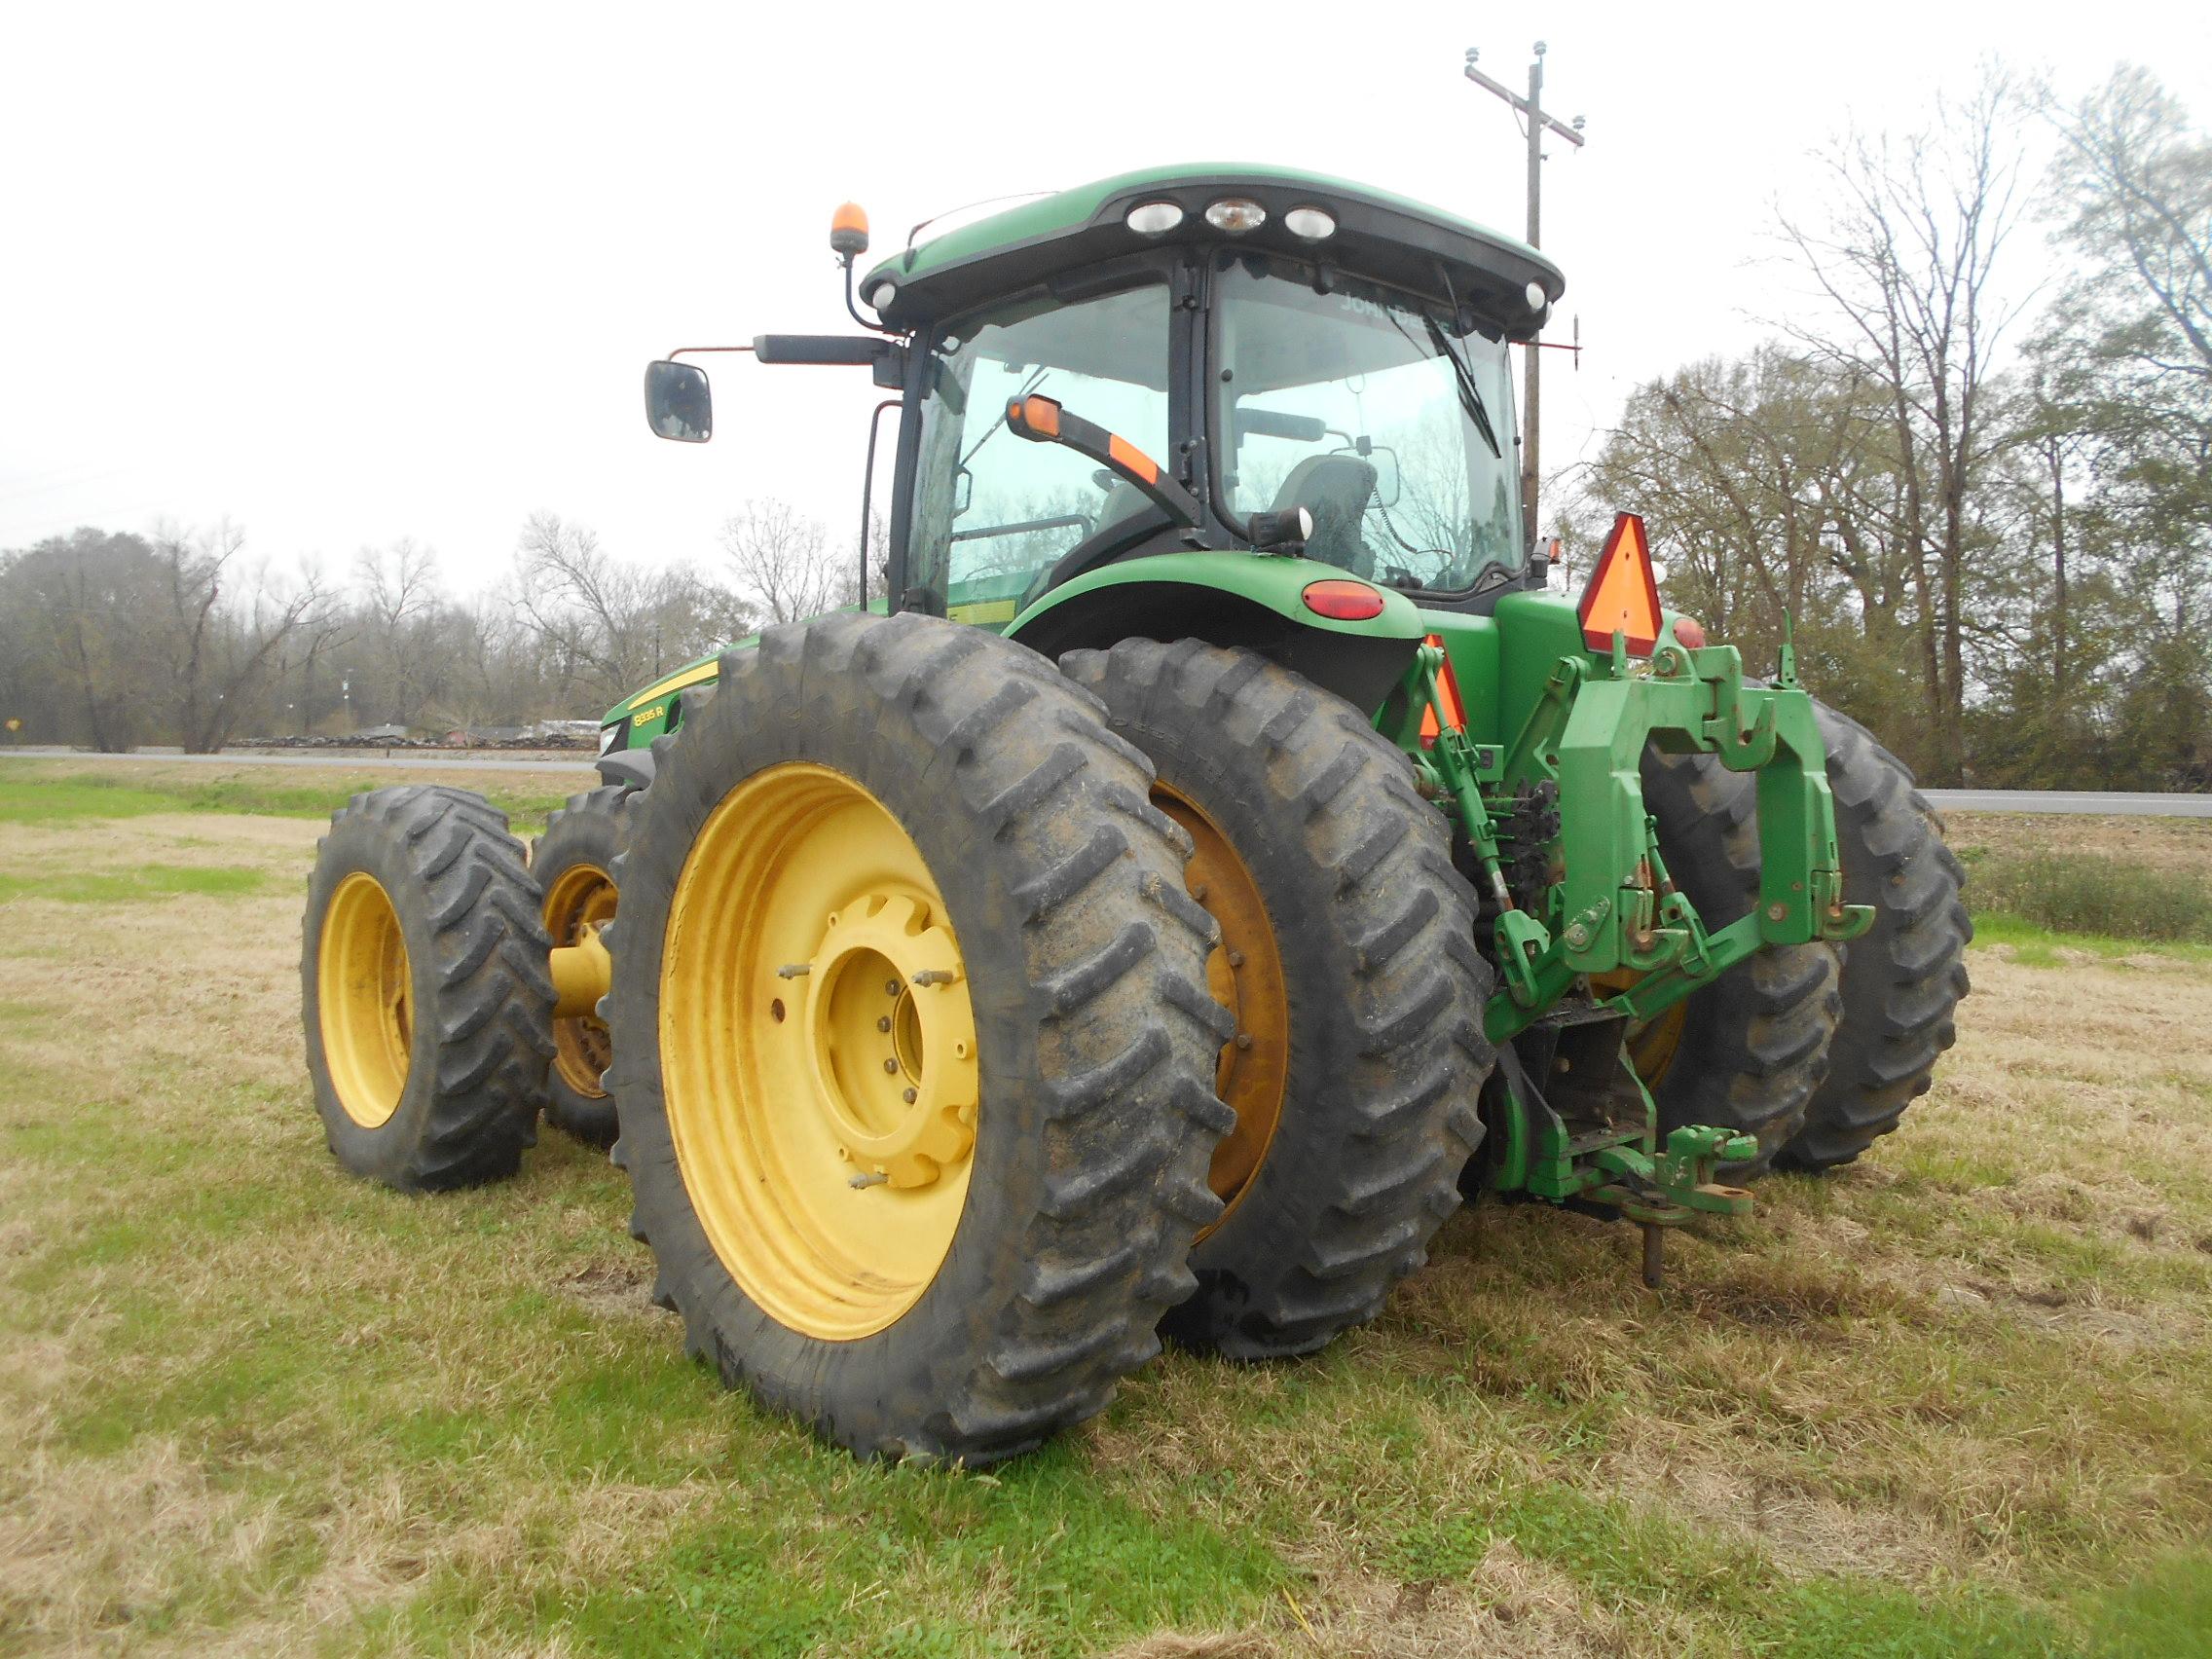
644,359,712,442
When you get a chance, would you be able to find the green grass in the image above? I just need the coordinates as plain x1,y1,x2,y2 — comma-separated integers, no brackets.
0,765,575,834
1964,847,2212,944
1967,911,2212,967
4,788,2210,1654
0,863,277,903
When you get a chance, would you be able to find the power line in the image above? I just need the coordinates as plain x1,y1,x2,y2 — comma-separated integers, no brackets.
1463,42,1584,545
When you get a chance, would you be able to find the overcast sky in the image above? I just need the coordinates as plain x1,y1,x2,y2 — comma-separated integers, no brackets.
3,0,2205,591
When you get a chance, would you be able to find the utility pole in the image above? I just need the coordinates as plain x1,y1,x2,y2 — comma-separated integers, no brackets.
1463,43,1583,546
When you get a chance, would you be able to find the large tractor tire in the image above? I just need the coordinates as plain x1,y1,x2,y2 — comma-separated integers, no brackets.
1779,703,1972,1170
1063,640,1493,1359
534,786,628,1146
604,612,1234,1464
1634,749,1844,1172
301,786,552,1191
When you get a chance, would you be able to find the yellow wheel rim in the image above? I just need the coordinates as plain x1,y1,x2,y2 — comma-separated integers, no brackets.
1626,1001,1688,1085
543,862,617,1097
317,872,412,1129
1154,785,1288,1235
1588,970,1689,1088
660,763,979,1342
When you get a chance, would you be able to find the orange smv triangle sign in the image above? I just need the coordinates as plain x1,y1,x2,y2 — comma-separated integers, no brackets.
1577,512,1663,655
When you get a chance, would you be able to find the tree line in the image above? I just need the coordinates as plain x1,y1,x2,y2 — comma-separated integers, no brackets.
0,503,871,750
1568,66,2210,789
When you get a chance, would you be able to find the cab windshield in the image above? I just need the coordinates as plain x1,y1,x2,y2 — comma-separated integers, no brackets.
905,281,1169,626
1213,260,1523,592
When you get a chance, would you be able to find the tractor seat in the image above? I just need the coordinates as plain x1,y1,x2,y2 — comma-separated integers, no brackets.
1267,455,1377,574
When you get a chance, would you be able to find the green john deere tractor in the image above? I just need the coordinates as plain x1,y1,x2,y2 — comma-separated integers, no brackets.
300,166,1970,1464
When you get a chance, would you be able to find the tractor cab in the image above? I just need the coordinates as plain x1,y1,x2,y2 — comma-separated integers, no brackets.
645,166,1563,625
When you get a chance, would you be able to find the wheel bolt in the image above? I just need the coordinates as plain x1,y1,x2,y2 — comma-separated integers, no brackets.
903,1087,917,1103
885,978,902,996
883,1058,900,1074
1235,1032,1253,1051
1227,950,1244,968
876,1015,892,1032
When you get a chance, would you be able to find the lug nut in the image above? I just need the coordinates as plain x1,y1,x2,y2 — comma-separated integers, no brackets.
1227,950,1244,968
883,1058,900,1074
876,1015,892,1032
885,979,903,997
903,1087,917,1103
1235,1032,1253,1051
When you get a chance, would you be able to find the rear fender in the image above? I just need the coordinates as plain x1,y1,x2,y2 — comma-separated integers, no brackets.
1006,552,1427,715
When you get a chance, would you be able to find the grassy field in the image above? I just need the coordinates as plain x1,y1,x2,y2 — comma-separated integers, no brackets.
3,758,2210,1656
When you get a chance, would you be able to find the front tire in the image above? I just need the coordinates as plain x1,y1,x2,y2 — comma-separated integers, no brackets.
301,787,551,1191
607,613,1233,1464
1063,640,1493,1359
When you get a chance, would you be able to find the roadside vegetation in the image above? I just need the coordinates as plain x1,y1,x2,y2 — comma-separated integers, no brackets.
3,773,2209,1655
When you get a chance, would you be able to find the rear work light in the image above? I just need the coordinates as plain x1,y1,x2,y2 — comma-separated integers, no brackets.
1302,579,1384,621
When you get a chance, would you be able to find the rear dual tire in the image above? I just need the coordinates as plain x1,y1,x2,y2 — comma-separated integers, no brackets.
607,613,1234,1464
1065,640,1493,1359
1783,704,1972,1169
1639,699,1970,1172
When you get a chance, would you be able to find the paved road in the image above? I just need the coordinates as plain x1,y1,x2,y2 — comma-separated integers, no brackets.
1922,789,2212,817
6,749,2210,815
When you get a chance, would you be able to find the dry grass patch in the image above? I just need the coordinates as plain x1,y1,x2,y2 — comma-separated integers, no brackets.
3,786,2210,1655
1944,810,2212,879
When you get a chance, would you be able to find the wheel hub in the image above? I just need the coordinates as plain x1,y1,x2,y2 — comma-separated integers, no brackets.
544,864,617,1096
660,761,981,1341
799,894,976,1189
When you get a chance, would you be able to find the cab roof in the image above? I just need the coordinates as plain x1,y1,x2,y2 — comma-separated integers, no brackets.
861,163,1566,339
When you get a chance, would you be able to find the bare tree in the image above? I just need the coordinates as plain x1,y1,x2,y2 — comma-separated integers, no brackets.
353,536,446,727
147,520,325,752
1777,70,2030,783
719,499,859,624
6,529,166,750
511,511,747,707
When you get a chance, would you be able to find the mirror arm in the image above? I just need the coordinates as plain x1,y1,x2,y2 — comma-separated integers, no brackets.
667,345,756,360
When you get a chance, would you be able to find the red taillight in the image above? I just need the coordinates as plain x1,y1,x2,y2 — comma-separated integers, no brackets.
1302,579,1384,621
1672,615,1707,650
